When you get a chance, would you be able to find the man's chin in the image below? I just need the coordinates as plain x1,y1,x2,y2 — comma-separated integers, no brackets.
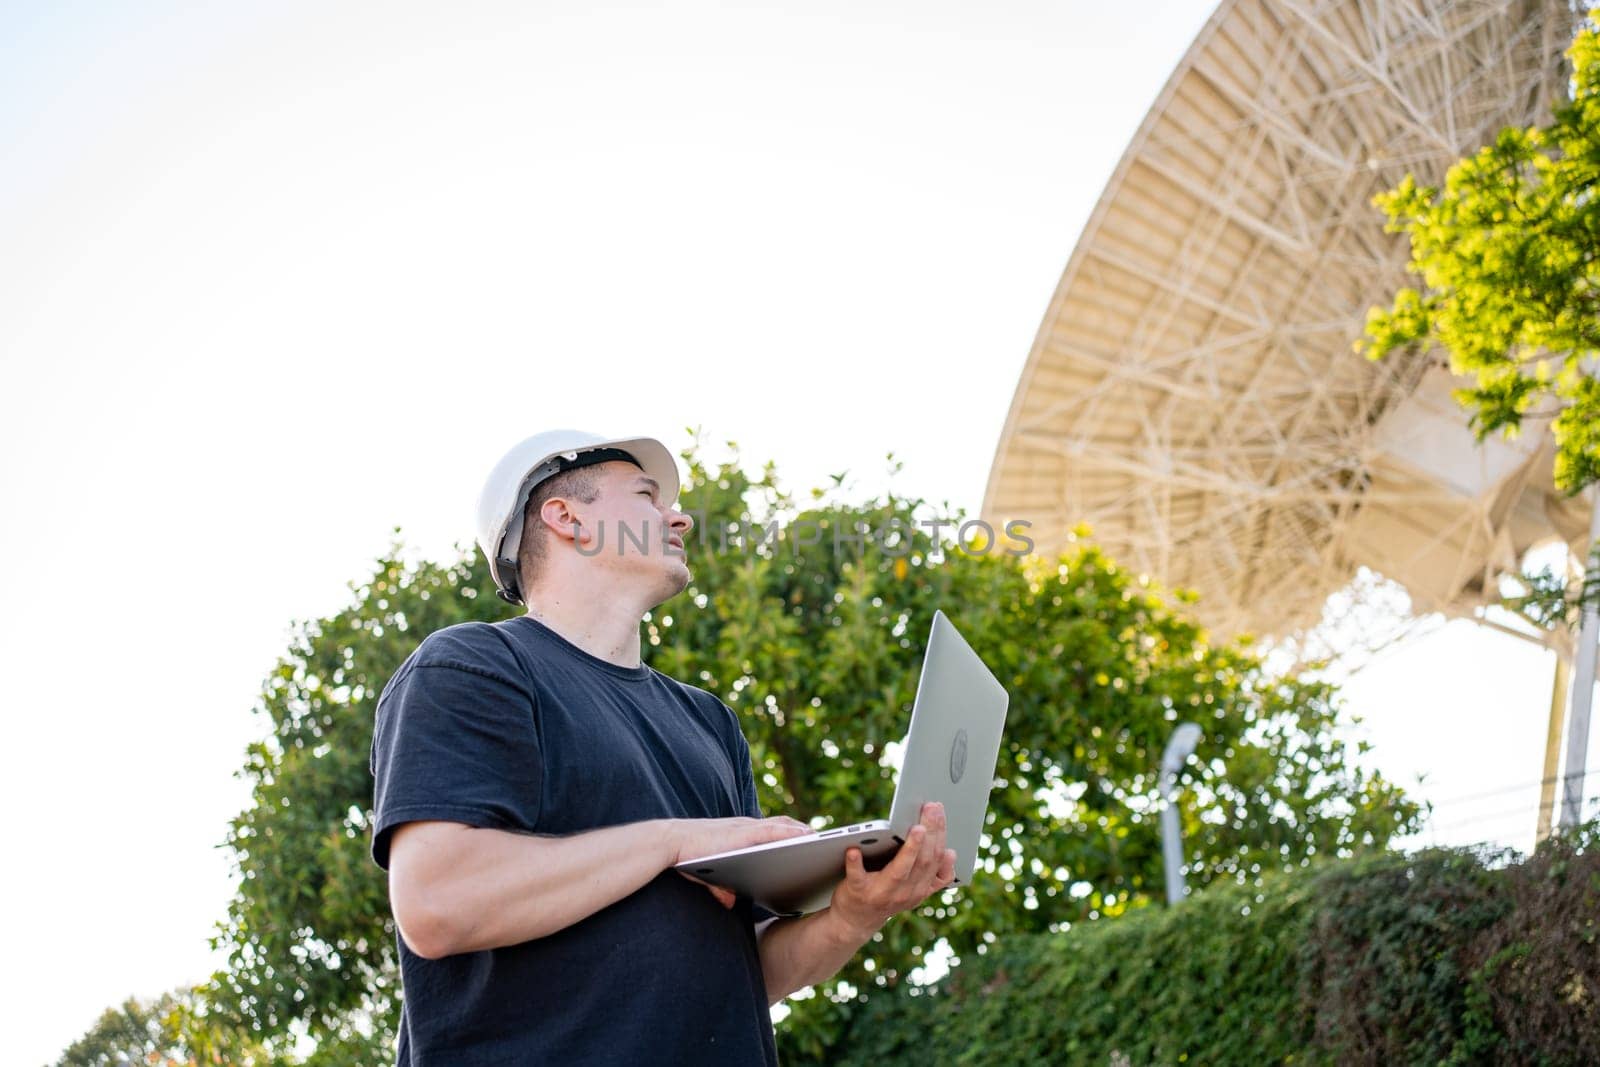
666,560,692,595
651,560,692,604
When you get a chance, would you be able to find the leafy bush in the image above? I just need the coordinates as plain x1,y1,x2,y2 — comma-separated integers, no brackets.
813,833,1600,1066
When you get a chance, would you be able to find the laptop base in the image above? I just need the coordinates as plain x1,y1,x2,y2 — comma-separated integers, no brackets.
676,820,898,916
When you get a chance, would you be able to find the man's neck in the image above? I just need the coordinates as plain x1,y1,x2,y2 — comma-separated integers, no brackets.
522,593,644,669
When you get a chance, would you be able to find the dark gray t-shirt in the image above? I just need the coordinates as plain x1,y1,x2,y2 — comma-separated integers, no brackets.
370,614,779,1066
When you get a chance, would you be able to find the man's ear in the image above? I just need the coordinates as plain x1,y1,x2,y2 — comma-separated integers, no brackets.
537,496,584,545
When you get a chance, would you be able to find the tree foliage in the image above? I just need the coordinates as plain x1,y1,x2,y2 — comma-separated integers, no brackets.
54,991,191,1067
51,987,267,1067
1361,15,1600,497
181,437,1418,1061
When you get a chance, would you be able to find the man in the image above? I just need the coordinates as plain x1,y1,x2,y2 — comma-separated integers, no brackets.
369,429,956,1064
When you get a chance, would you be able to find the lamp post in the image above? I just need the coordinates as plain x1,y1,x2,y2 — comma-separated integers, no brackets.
1160,722,1203,906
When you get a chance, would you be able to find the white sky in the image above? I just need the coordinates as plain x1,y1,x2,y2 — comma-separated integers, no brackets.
2,2,1590,1061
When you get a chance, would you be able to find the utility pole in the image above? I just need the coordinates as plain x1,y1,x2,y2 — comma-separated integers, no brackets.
1160,722,1202,906
1537,655,1571,841
1557,489,1600,830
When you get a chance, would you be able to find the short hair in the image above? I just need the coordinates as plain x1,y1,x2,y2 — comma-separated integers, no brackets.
516,465,604,595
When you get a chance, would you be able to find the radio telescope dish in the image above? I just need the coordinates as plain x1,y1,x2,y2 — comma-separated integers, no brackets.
982,0,1592,648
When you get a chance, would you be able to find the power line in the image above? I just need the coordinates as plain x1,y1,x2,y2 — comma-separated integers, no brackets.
1425,765,1600,808
1423,793,1600,836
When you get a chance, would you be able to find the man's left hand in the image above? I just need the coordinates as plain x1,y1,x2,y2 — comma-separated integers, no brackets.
827,801,957,938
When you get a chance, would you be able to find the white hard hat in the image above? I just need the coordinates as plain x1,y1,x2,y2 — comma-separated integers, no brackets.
475,429,681,604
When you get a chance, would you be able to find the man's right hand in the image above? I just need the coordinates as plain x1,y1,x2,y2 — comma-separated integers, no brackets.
668,816,814,909
667,815,814,867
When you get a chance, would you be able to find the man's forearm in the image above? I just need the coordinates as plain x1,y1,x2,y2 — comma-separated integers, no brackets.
388,820,676,958
756,908,877,1005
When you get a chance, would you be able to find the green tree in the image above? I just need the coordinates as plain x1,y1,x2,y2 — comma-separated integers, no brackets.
1362,15,1599,497
52,987,266,1067
1361,13,1600,626
54,991,188,1067
190,437,1419,1061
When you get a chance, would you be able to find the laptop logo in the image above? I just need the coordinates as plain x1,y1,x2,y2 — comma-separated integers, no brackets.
950,729,969,783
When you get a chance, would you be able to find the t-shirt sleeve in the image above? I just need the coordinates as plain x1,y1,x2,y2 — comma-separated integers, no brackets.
369,659,543,870
724,711,764,821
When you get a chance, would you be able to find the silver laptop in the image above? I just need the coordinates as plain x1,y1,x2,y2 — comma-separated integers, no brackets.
674,610,1010,917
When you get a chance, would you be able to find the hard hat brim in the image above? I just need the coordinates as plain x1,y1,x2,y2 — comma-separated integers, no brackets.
590,435,681,510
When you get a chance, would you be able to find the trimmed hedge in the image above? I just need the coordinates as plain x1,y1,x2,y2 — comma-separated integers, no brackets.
810,835,1600,1066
